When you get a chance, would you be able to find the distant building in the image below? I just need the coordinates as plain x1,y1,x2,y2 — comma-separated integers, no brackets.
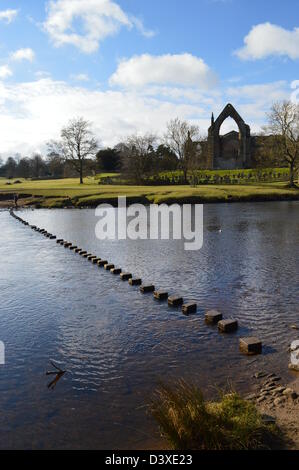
206,103,252,169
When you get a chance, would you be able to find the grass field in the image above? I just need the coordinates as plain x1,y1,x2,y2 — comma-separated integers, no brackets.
0,175,298,207
158,167,290,179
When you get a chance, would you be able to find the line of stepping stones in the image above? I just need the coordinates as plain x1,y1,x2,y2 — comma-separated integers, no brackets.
9,209,263,356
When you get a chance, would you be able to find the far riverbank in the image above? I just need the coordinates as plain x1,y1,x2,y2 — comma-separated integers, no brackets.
0,178,299,208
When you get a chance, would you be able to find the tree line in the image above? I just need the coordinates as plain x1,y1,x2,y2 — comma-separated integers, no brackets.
0,100,298,187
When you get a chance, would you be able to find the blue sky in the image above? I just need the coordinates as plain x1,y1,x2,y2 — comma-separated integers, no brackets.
0,0,298,156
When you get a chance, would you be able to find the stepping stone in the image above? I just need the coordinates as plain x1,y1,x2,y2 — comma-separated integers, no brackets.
97,260,108,267
154,290,169,301
64,242,72,248
182,303,197,315
83,253,91,258
92,258,101,264
111,268,122,275
69,245,77,250
87,255,97,261
120,273,132,281
240,337,262,355
104,263,115,270
80,251,87,256
129,278,142,286
56,239,64,244
140,284,155,293
168,296,184,307
205,310,223,324
218,319,238,333
49,236,56,240
75,248,82,253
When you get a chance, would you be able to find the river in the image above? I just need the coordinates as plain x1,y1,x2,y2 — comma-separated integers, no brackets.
0,201,298,449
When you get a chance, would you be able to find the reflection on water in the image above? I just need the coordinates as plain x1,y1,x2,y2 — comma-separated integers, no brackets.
0,202,298,449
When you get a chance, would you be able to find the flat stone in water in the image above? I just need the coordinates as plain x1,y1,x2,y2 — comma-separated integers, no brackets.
92,258,101,264
182,303,197,315
140,285,155,293
239,337,262,355
154,290,168,301
120,273,132,281
168,296,184,307
205,310,223,324
104,264,115,270
98,260,108,267
111,268,122,275
129,278,142,286
218,319,238,333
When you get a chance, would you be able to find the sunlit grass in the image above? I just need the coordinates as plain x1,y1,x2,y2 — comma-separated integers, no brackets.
0,176,298,207
150,380,282,450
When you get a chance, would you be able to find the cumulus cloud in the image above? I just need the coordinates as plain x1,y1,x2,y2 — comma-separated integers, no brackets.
0,74,289,156
71,73,90,82
225,81,289,131
43,0,154,53
235,23,299,60
0,78,209,156
10,48,35,62
110,53,218,89
0,65,13,79
0,9,18,23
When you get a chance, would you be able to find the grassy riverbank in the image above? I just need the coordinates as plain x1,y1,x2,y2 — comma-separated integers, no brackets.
0,177,299,207
150,380,282,450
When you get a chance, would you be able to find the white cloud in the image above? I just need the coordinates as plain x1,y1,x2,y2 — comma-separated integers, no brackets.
236,23,299,60
71,73,90,82
0,74,290,156
11,48,35,62
227,81,288,102
0,78,208,155
43,0,154,53
110,53,218,89
0,9,18,23
0,65,13,79
225,81,289,131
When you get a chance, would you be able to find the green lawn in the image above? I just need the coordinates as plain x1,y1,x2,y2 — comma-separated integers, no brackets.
1,176,299,207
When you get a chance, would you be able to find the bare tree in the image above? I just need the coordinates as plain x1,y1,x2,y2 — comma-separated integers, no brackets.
265,101,299,187
48,117,98,184
164,118,200,182
120,133,157,183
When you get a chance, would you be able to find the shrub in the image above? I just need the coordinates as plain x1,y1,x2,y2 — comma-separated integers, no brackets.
150,380,282,450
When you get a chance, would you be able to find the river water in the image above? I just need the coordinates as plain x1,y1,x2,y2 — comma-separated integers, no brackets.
0,202,298,449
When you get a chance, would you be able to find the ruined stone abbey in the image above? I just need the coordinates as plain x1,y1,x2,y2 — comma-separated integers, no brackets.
198,103,261,170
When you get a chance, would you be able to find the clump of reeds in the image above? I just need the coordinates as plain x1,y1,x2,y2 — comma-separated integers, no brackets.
150,380,282,450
